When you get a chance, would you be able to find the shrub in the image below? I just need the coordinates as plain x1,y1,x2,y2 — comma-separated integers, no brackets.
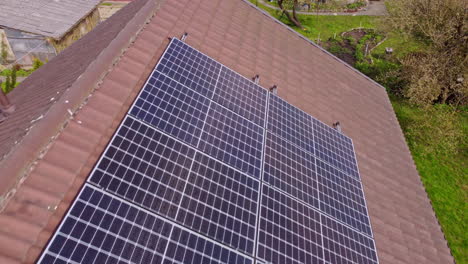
32,58,44,71
355,59,404,93
5,74,11,93
346,0,365,10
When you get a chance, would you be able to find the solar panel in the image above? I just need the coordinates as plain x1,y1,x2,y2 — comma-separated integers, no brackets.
257,185,323,264
89,116,195,219
176,152,259,255
165,225,254,264
38,185,253,264
156,38,222,98
267,94,315,153
322,214,378,264
313,118,359,178
129,71,210,147
38,38,378,264
316,159,372,236
263,132,320,210
198,103,264,178
212,67,267,126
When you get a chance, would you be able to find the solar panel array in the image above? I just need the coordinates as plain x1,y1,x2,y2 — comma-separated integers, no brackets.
38,38,378,264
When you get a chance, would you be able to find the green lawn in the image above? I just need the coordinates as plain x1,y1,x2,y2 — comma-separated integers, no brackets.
372,31,425,58
293,15,377,43
249,0,377,41
250,1,467,262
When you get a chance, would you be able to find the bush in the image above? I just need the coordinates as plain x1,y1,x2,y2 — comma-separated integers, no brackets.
346,0,365,10
4,75,11,93
33,58,44,71
0,68,30,77
355,59,404,93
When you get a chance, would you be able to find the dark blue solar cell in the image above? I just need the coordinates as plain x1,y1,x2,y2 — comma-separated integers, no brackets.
316,159,372,236
212,67,267,126
264,132,320,209
163,226,253,264
129,71,210,147
257,185,323,264
38,186,171,263
176,152,259,255
89,116,195,219
267,94,314,153
39,185,253,264
199,103,264,178
313,118,359,178
155,38,222,98
49,235,66,253
322,214,378,264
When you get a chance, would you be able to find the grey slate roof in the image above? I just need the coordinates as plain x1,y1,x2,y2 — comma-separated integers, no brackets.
0,0,101,39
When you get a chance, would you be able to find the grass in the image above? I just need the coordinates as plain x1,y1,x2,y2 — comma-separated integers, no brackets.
249,0,378,41
392,98,467,263
372,31,425,58
293,15,377,42
100,2,113,6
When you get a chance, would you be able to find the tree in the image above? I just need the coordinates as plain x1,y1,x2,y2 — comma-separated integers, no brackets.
278,0,305,29
383,0,467,106
33,58,44,71
11,64,19,90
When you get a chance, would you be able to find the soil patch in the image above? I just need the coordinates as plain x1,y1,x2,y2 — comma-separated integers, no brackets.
324,29,384,66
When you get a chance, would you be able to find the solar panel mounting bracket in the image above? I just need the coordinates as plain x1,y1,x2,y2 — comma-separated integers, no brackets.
269,85,277,94
333,121,342,132
181,32,188,42
252,74,260,84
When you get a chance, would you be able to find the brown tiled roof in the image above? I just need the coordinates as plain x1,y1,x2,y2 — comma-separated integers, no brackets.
0,0,454,263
